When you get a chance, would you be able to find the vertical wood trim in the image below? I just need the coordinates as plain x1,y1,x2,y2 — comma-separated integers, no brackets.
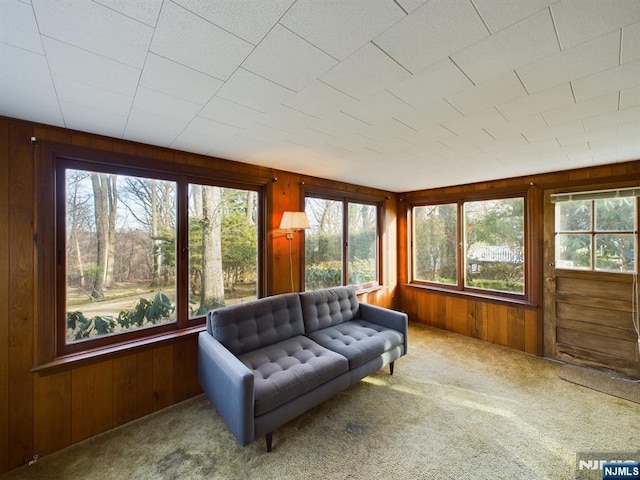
0,119,10,473
542,190,557,357
71,361,114,443
8,123,35,468
33,371,71,457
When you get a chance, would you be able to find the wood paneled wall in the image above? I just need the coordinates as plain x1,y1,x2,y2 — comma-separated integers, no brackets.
0,116,397,474
397,158,640,358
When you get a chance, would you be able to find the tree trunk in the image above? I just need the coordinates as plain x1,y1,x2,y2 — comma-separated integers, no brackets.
91,173,108,299
201,186,224,310
105,175,117,287
150,180,161,287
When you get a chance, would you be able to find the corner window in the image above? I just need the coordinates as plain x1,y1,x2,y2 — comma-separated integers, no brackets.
554,194,636,273
304,194,381,291
411,195,526,297
51,153,262,357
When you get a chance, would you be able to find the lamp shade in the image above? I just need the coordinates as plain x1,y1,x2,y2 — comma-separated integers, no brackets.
279,211,310,230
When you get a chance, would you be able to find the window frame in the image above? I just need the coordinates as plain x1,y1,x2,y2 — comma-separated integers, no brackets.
302,187,384,291
553,195,637,274
36,143,267,366
409,188,531,302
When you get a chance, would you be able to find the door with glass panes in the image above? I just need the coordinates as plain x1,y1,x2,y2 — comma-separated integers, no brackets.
543,188,640,379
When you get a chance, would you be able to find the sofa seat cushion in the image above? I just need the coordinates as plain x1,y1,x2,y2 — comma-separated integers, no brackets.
239,335,349,416
307,320,404,369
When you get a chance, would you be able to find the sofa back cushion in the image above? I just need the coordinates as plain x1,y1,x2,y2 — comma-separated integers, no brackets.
299,286,360,334
207,293,304,355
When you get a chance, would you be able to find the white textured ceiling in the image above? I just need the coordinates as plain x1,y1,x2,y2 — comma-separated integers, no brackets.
1,0,640,192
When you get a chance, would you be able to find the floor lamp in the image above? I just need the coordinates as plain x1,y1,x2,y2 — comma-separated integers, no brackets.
279,211,310,292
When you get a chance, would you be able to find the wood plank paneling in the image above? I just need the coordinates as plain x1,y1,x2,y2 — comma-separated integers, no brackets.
33,372,71,456
152,345,174,412
71,361,114,443
113,355,139,427
507,307,525,351
8,123,35,468
137,350,154,418
0,119,10,473
557,327,637,359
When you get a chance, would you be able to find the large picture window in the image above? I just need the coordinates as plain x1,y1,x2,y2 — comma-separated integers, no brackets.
304,194,380,291
49,152,262,357
411,195,526,297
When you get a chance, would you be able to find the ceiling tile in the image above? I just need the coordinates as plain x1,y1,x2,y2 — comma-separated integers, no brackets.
394,99,462,131
236,123,292,145
497,83,575,120
395,0,429,14
571,60,640,103
132,87,202,122
521,120,584,143
59,101,127,138
484,113,548,139
517,30,621,93
199,96,264,128
375,0,488,73
388,58,473,108
583,104,640,131
620,85,640,108
441,108,506,134
281,0,405,61
542,92,619,126
54,76,132,116
622,21,640,63
171,116,242,154
557,125,618,147
452,9,560,84
241,24,337,91
124,109,188,146
341,90,413,125
150,1,253,80
43,37,140,97
32,0,152,67
215,68,295,112
399,124,456,146
473,0,556,33
446,71,527,115
551,0,640,50
320,43,410,100
283,80,357,119
173,0,294,45
259,105,320,133
139,54,223,105
0,68,63,128
311,112,373,138
94,0,163,27
0,0,43,53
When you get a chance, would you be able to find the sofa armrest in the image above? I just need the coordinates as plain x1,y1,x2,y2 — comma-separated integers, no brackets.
198,331,255,445
359,303,409,354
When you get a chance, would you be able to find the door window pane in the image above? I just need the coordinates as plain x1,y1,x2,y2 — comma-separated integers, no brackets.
595,234,636,272
348,203,377,285
188,185,258,317
305,198,343,289
464,198,524,294
595,197,635,231
65,169,176,343
556,200,591,231
413,204,458,285
556,234,592,269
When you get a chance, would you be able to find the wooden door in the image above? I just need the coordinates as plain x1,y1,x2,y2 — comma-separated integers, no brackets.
543,192,640,379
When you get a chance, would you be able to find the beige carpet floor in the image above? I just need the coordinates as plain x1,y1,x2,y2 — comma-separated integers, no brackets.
3,323,639,480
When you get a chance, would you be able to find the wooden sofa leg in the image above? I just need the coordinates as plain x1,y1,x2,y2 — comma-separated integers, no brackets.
389,362,394,375
266,432,273,452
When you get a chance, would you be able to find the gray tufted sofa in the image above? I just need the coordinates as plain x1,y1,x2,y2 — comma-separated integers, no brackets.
198,286,408,451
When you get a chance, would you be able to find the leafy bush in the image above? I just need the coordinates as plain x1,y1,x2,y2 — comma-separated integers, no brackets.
67,292,175,341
